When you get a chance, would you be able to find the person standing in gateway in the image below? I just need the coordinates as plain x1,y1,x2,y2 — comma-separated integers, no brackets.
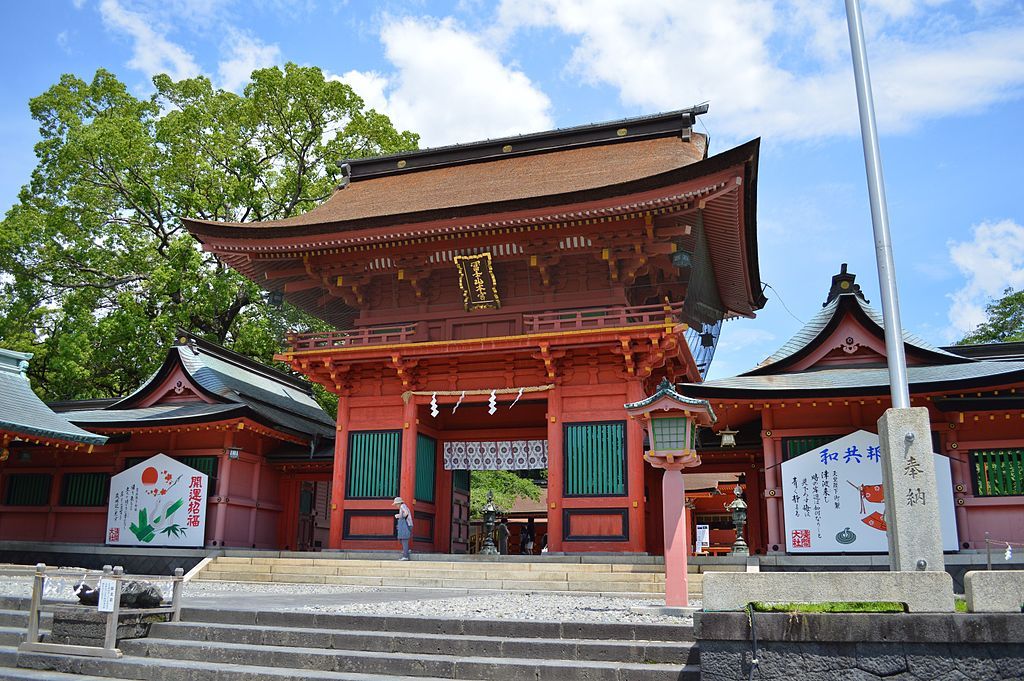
393,497,413,560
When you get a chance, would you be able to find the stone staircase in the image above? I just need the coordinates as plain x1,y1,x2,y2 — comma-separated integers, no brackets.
0,605,50,647
2,602,700,680
194,554,718,597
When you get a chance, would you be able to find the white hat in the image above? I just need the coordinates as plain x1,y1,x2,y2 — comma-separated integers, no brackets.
393,497,404,505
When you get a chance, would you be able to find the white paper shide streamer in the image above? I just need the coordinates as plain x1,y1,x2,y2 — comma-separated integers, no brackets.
429,392,439,417
488,390,497,415
510,387,524,409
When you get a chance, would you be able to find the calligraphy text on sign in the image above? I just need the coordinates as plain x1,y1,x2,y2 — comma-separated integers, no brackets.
454,253,501,311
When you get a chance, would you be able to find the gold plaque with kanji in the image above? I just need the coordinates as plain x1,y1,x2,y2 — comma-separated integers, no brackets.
454,252,501,311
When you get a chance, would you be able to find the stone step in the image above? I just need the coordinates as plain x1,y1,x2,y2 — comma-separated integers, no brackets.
149,620,697,665
117,637,694,681
0,625,28,645
210,558,668,574
14,648,468,681
0,609,52,627
179,608,696,642
196,572,683,594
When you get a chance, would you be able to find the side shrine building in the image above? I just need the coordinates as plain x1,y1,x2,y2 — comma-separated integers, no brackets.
184,109,767,554
0,332,336,551
680,266,1024,556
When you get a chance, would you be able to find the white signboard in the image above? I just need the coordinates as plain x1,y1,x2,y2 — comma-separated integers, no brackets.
106,454,208,548
97,578,115,613
781,430,957,553
695,524,710,553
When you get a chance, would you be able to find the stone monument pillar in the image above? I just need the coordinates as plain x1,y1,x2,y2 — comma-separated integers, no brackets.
877,407,944,572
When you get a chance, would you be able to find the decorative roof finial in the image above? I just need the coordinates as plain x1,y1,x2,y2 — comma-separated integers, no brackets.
823,263,869,307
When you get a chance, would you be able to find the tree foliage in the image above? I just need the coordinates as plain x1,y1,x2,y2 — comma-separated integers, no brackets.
958,287,1024,345
0,64,418,400
469,470,543,518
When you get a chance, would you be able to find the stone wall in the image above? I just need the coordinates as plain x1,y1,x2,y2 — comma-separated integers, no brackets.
695,611,1024,680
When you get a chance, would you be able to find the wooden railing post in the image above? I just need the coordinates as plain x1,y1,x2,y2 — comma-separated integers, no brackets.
25,563,45,644
171,567,184,621
102,566,124,652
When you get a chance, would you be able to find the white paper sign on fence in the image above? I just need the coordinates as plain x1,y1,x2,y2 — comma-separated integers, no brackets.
97,578,115,613
106,454,208,548
781,430,957,553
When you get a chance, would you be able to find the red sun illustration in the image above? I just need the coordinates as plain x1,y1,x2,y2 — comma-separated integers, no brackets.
141,467,158,486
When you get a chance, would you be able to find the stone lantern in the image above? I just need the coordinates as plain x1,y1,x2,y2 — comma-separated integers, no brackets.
624,378,716,607
479,490,499,555
725,484,749,556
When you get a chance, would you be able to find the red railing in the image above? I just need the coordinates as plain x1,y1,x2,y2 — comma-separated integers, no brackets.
287,323,421,351
287,302,684,352
523,301,684,334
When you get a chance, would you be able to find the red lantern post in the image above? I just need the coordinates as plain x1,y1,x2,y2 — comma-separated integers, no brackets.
625,378,716,607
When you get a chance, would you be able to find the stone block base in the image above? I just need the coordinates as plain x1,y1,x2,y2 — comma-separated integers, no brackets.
703,570,954,612
965,570,1024,612
46,606,170,646
696,611,1024,681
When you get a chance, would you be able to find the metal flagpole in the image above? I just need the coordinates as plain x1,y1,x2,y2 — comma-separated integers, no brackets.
844,0,911,409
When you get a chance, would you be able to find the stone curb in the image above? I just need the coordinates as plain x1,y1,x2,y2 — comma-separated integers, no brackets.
694,611,1024,643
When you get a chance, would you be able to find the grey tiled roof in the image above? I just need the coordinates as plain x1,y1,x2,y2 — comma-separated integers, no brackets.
686,360,1024,395
65,402,244,425
760,295,962,368
0,349,107,446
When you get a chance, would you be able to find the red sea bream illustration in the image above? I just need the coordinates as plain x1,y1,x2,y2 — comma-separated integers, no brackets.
848,481,887,532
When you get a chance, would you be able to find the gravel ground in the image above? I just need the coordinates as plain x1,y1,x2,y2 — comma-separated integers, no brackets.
295,591,697,624
0,570,695,625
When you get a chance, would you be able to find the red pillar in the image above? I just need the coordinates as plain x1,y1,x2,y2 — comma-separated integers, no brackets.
212,431,233,548
434,437,453,552
328,396,350,549
662,467,690,606
546,387,564,552
626,380,648,552
762,409,782,552
399,398,418,512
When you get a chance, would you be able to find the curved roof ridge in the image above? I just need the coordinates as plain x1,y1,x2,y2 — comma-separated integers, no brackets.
750,291,964,375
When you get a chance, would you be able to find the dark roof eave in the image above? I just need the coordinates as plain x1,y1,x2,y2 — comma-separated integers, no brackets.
0,422,107,447
680,366,1024,400
65,404,249,430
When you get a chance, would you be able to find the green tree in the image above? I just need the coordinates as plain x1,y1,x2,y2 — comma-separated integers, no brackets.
0,64,418,400
959,287,1024,344
469,470,543,518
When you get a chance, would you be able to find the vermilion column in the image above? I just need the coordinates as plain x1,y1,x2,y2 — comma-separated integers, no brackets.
399,398,418,515
546,387,564,552
328,395,350,549
761,409,781,551
661,466,690,606
625,380,647,552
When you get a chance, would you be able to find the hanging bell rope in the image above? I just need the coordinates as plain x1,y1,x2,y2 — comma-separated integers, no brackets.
402,384,554,404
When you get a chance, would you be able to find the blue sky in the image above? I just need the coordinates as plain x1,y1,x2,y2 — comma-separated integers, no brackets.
2,1,1023,378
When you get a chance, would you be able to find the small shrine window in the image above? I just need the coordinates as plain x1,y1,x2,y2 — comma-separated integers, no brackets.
971,449,1024,497
4,473,52,506
60,472,110,507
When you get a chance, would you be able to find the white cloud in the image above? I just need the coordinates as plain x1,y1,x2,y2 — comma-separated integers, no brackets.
345,16,553,146
217,29,281,92
336,70,390,113
947,219,1024,337
496,0,1024,142
98,0,201,81
71,0,86,8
